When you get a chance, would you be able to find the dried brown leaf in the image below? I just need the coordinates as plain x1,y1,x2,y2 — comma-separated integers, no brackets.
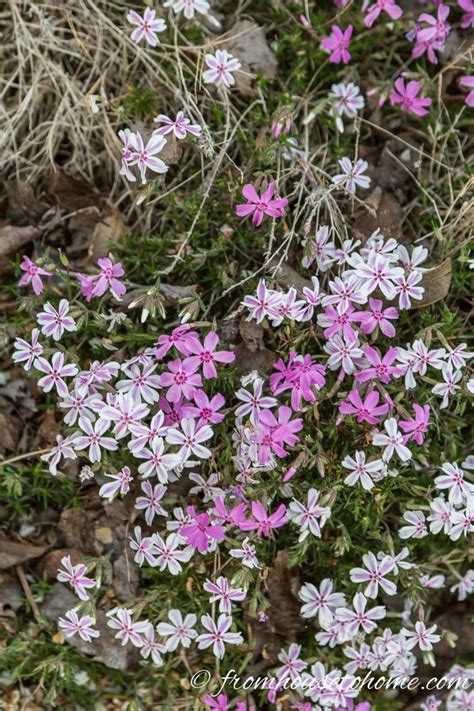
0,540,47,570
0,224,40,261
414,257,452,308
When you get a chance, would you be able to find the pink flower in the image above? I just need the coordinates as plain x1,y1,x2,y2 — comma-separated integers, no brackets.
353,298,399,338
276,643,308,681
37,299,76,341
212,496,248,527
107,608,149,647
99,466,133,499
242,279,282,323
57,555,96,601
154,324,200,359
19,256,52,295
235,183,288,227
364,0,403,28
390,78,432,117
74,416,118,463
153,111,201,139
241,501,288,537
417,5,451,45
184,390,226,426
321,25,353,65
186,331,235,379
160,358,202,402
135,480,167,525
256,405,303,462
339,389,389,425
460,75,474,107
399,404,430,445
181,506,224,553
203,576,246,614
458,0,474,29
356,346,403,384
126,8,166,46
203,50,241,87
58,609,100,643
203,694,229,711
318,304,359,341
91,257,126,300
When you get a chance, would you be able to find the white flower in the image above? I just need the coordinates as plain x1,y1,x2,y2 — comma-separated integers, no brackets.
196,614,243,658
342,451,384,490
298,579,345,627
332,157,371,194
203,50,241,87
288,488,331,541
372,418,412,462
399,510,428,539
156,609,197,651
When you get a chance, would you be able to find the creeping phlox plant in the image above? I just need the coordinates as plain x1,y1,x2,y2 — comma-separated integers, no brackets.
10,0,473,709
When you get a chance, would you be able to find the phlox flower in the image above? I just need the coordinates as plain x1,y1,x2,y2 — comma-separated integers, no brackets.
59,388,97,426
460,75,474,107
58,609,100,643
34,352,79,398
354,298,398,338
186,331,235,378
351,252,404,300
445,343,472,370
126,8,166,46
154,111,201,139
270,287,306,326
321,25,353,64
356,346,403,384
299,276,322,320
240,501,287,537
390,78,432,117
99,392,149,439
135,480,167,525
184,390,225,426
212,496,247,528
323,274,368,313
431,364,462,408
335,592,386,636
235,377,277,425
189,472,224,502
107,607,150,647
203,50,241,87
13,328,43,370
196,614,243,658
288,488,331,541
328,82,364,131
203,576,246,614
242,279,282,323
166,417,213,461
163,0,210,20
99,466,133,499
117,362,162,404
332,157,371,195
151,532,193,574
363,0,403,28
276,643,308,681
299,579,345,627
450,570,474,601
401,621,440,652
420,574,445,589
302,225,336,271
160,357,202,402
129,132,168,184
350,552,397,598
235,183,288,227
342,451,385,491
74,416,118,463
339,389,389,425
57,555,96,601
428,497,455,535
203,693,229,711
458,0,474,29
37,299,76,341
181,506,224,553
318,304,359,341
324,333,364,375
140,623,165,666
154,324,200,359
156,609,197,651
372,418,412,462
394,269,424,309
118,128,137,182
19,256,52,295
399,510,428,539
80,257,126,301
135,436,182,481
434,462,474,505
229,537,260,569
399,404,430,445
40,434,77,476
417,4,451,45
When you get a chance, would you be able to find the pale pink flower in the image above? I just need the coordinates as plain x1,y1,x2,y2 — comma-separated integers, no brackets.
116,362,162,404
399,510,428,539
203,50,241,87
401,621,440,652
12,328,43,370
57,555,96,601
135,480,167,525
372,417,412,462
299,579,345,626
196,614,243,658
166,417,213,461
37,299,76,341
460,75,474,108
341,451,384,491
163,0,210,19
154,111,201,139
276,643,308,682
203,576,246,614
58,609,100,642
288,488,330,540
74,416,118,463
336,592,386,636
151,532,193,574
242,280,282,323
332,158,371,194
107,607,149,647
136,436,182,481
99,466,133,499
126,8,166,46
350,552,396,598
35,352,79,398
129,132,168,184
40,434,77,476
156,609,197,651
435,462,473,505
